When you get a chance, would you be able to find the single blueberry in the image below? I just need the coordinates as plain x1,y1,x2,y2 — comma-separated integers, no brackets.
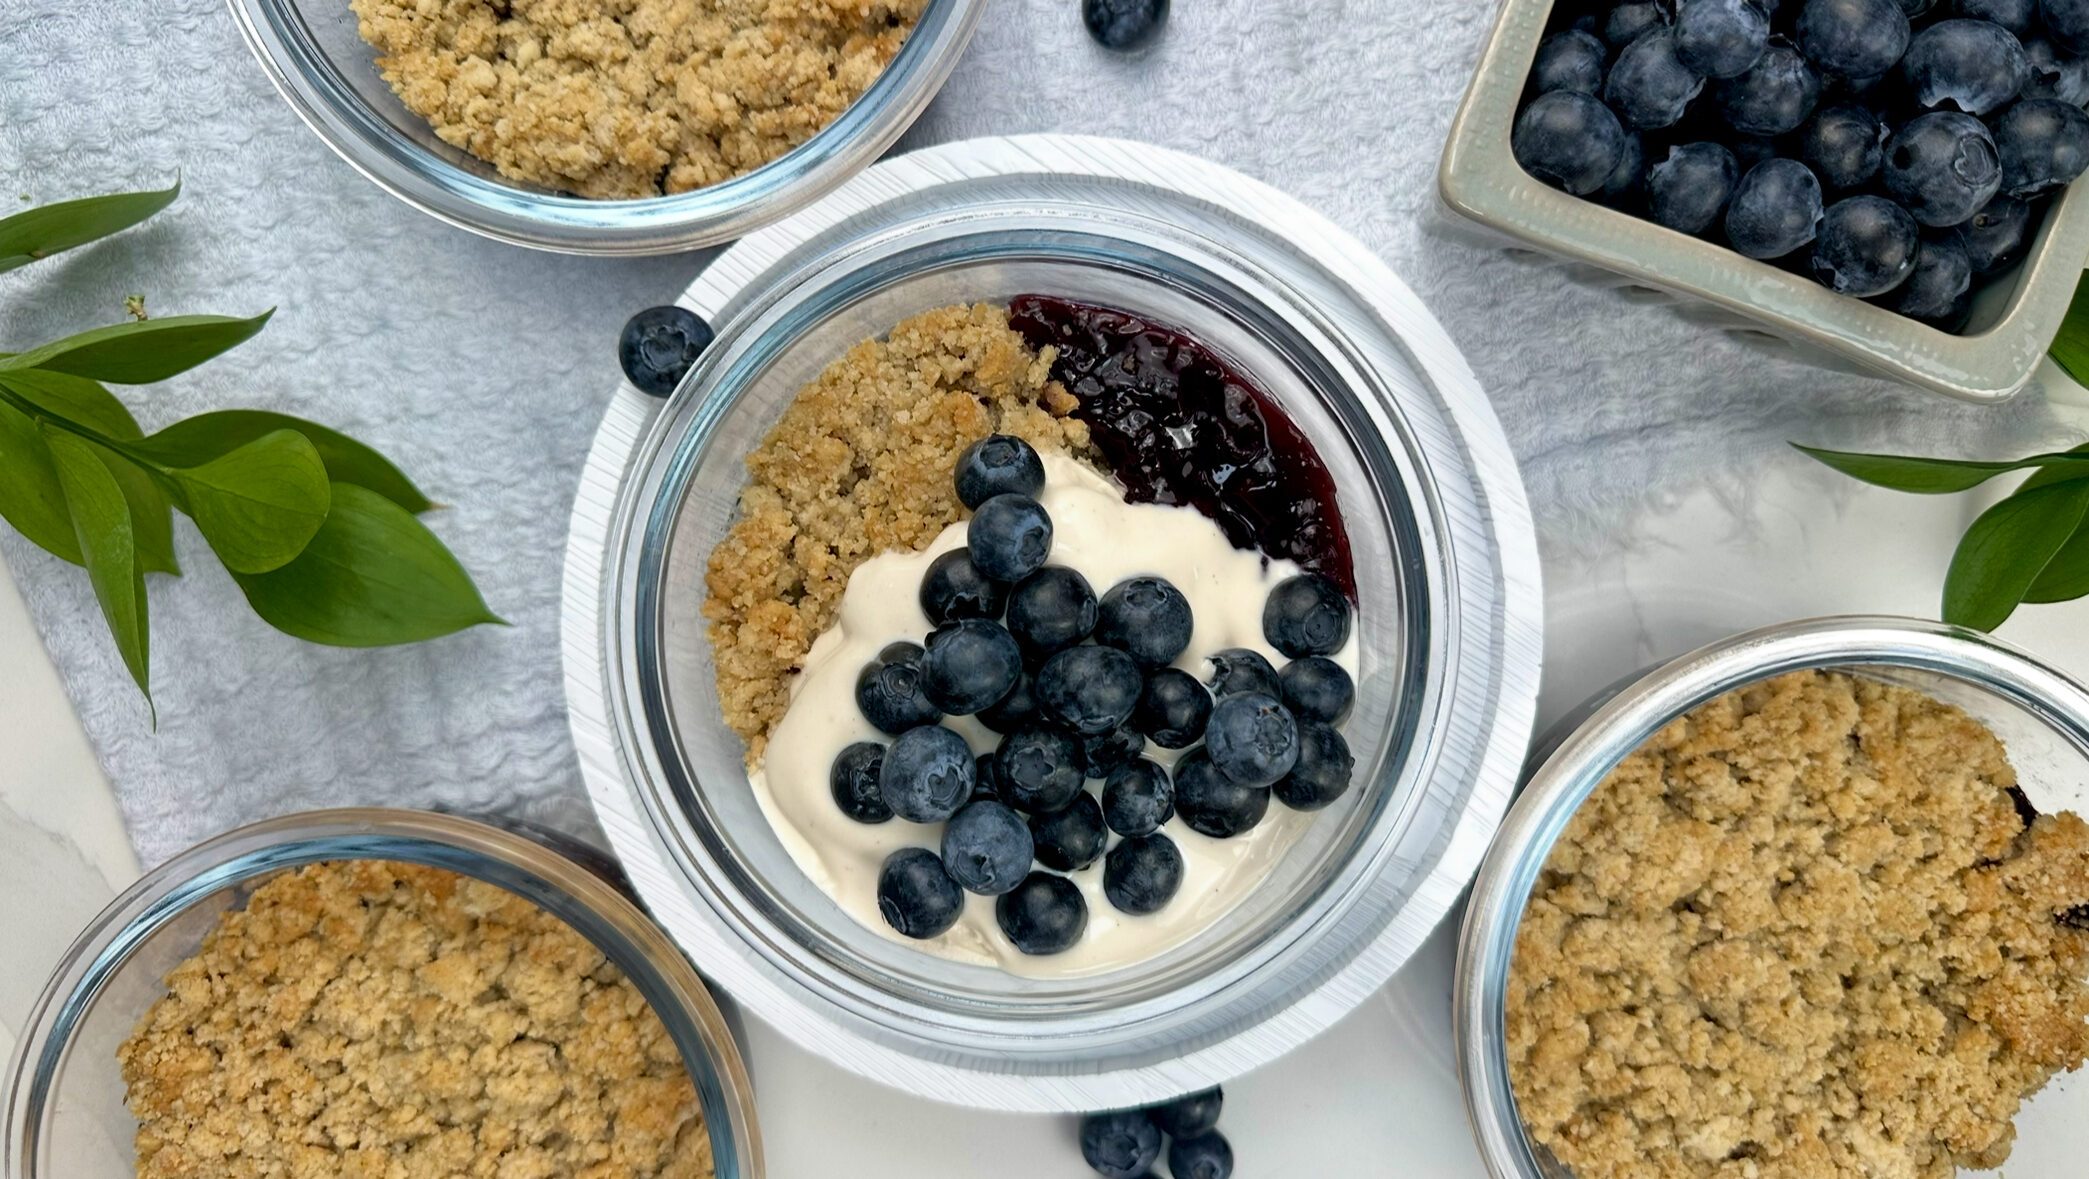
1082,0,1168,52
1726,158,1827,256
1607,0,1673,47
1883,110,2002,225
953,434,1046,509
1647,141,1741,233
1030,792,1108,872
995,725,1087,814
830,741,892,824
1095,576,1194,669
1675,0,1771,79
876,847,963,939
1037,644,1145,736
1103,833,1185,915
1955,196,2036,274
1811,195,1920,294
1530,29,1609,96
1799,104,1888,190
922,618,1024,715
879,640,924,664
1279,655,1355,724
918,549,1008,625
1079,723,1149,778
1145,1088,1223,1138
1953,0,2035,32
1606,28,1709,128
1995,97,2089,197
1263,573,1352,658
1513,91,1631,193
1205,692,1302,788
941,800,1035,896
995,871,1088,955
2023,38,2089,106
1079,1111,1164,1179
1600,129,1649,209
1168,1131,1235,1179
1006,566,1099,662
1205,648,1284,700
1713,40,1822,134
1102,758,1174,836
1901,19,2031,115
617,306,714,397
2043,0,2089,55
1890,235,1975,320
878,724,974,824
1134,666,1213,747
967,493,1053,583
855,648,942,735
977,669,1040,734
1796,0,1911,79
1172,747,1271,838
1273,720,1357,811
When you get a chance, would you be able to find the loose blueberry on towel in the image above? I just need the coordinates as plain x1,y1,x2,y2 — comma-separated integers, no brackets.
919,549,1008,625
855,643,942,735
1007,566,1099,662
1167,1130,1235,1179
1079,1110,1164,1179
1103,758,1175,837
1104,833,1184,914
1135,667,1212,748
1811,195,1919,295
1648,142,1741,234
1799,105,1887,191
1081,0,1169,52
1172,747,1271,838
1994,98,2089,198
1726,158,1825,257
877,847,963,939
921,618,1024,715
941,800,1036,896
954,434,1046,509
1883,111,2001,226
1146,1087,1224,1138
1095,576,1193,669
996,871,1088,955
617,306,714,397
830,741,892,824
968,493,1053,582
1038,644,1145,736
995,725,1088,814
1280,655,1355,724
1263,572,1352,658
878,724,975,824
1030,792,1108,872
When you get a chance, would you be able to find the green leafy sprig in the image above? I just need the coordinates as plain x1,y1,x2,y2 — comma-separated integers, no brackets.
0,180,502,713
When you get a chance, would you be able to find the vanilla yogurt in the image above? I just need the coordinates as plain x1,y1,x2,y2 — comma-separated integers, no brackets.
749,454,1361,978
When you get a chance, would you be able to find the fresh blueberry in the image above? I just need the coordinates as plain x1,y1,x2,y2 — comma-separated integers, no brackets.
977,669,1040,734
1006,566,1099,661
1728,133,1781,171
1601,129,1649,208
967,493,1052,583
1145,1088,1223,1138
830,741,892,823
1955,196,2035,274
1607,0,1673,48
973,751,1009,804
1273,720,1357,811
1513,91,1630,193
1168,1130,1234,1179
1811,195,1920,294
1279,656,1355,724
878,725,975,824
1080,1111,1163,1179
855,646,942,735
1796,0,1911,79
1883,110,2002,225
1675,0,1771,78
1205,648,1284,700
919,549,1008,625
1030,792,1108,871
1172,747,1270,838
1079,723,1149,778
1103,833,1185,914
1134,667,1212,747
1713,41,1821,134
1038,644,1145,736
2023,38,2089,106
1799,104,1888,190
1530,29,1609,96
1901,20,2030,116
879,640,924,664
617,306,714,397
995,725,1087,814
1995,97,2089,197
1102,758,1174,836
1263,573,1352,658
1647,141,1741,233
995,871,1088,955
1891,235,1975,320
2043,0,2089,55
1953,0,2035,32
1082,0,1168,52
1606,28,1709,128
941,800,1035,896
1205,692,1301,788
954,434,1046,509
1727,158,1827,256
922,618,1023,715
1093,576,1194,669
876,847,963,939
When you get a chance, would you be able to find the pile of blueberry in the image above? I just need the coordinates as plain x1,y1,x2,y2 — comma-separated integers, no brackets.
1079,1088,1232,1179
839,434,1359,956
1512,0,2089,327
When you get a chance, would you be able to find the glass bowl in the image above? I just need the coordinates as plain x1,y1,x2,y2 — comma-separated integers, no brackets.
223,0,985,253
564,134,1546,1110
1,808,762,1179
1455,616,2089,1179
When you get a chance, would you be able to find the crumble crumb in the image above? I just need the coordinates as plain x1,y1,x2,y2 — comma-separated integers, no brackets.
1506,670,2089,1179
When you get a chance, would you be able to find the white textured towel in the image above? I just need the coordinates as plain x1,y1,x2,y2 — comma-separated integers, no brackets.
0,0,2067,865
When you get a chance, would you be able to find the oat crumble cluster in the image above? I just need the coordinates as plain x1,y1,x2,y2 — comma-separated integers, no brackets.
117,861,712,1179
1506,671,2089,1179
349,0,923,200
702,302,1090,760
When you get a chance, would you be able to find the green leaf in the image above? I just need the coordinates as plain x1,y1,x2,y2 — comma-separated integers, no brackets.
2051,270,2089,387
166,429,330,575
1942,480,2089,630
2016,441,2089,495
133,410,432,513
92,442,180,576
0,369,144,438
232,483,503,647
0,400,84,565
0,181,179,275
1793,443,2089,494
0,311,271,385
40,424,151,705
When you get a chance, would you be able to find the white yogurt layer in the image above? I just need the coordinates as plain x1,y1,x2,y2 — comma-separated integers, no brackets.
749,453,1360,978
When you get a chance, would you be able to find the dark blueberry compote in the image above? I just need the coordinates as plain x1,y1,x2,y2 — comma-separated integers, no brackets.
1006,295,1356,600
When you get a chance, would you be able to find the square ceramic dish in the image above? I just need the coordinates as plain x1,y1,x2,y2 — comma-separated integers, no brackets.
1439,0,2089,403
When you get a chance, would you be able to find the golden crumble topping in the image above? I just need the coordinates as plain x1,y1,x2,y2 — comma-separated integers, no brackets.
116,861,713,1179
1506,670,2089,1179
702,302,1090,760
349,0,923,200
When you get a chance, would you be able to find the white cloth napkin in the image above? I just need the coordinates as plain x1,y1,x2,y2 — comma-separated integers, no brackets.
0,0,2066,865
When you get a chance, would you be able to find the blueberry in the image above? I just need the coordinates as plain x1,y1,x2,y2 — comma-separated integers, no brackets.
995,725,1087,814
1728,133,1781,171
1901,0,1939,14
1079,1111,1164,1179
995,871,1087,955
1082,0,1168,52
617,306,714,397
1079,723,1149,778
1713,41,1821,134
855,647,942,735
1172,747,1271,838
1102,758,1174,836
977,669,1040,734
879,640,924,664
1279,655,1355,724
919,549,1008,625
1891,235,1975,320
1811,195,1920,294
876,847,963,939
879,724,974,823
1901,20,2030,116
1145,1088,1223,1138
1006,566,1099,661
1263,573,1352,658
1513,91,1630,193
1883,110,2002,225
1134,667,1212,747
1095,576,1194,669
1030,792,1108,871
1606,28,1709,128
1796,0,1911,78
922,618,1023,715
2043,0,2089,55
1995,97,2089,197
2023,38,2089,106
1205,648,1283,700
1601,130,1649,209
1205,692,1301,788
941,800,1035,896
973,751,1009,804
1727,158,1827,256
1530,29,1609,96
1607,0,1673,48
1956,196,2036,274
830,741,892,823
954,434,1046,509
1798,104,1888,190
1168,1130,1234,1179
1953,0,2035,32
1103,832,1185,914
1647,141,1741,233
1037,644,1145,736
1273,720,1357,811
1675,0,1771,78
967,493,1052,583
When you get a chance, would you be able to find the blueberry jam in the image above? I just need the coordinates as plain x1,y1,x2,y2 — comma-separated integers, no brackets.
1007,295,1356,600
